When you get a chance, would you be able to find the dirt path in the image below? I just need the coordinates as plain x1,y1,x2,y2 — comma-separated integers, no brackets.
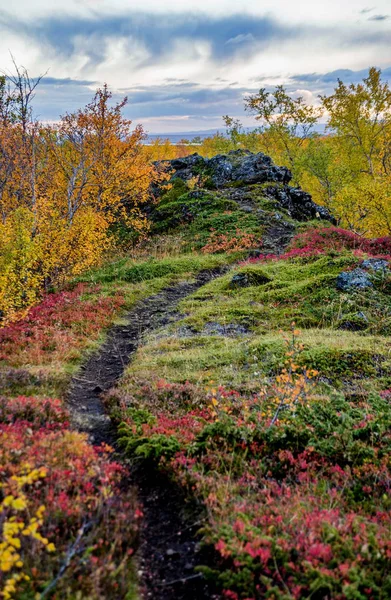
67,268,226,600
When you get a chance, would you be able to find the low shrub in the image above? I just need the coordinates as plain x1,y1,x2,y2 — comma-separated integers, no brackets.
117,330,391,599
243,226,391,263
0,285,126,367
202,229,260,254
0,396,138,599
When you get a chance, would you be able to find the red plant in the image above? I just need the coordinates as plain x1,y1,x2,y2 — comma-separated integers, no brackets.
242,227,391,264
0,396,138,597
201,229,260,254
0,284,126,365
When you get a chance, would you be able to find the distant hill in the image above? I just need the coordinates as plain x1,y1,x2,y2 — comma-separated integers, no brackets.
145,123,327,144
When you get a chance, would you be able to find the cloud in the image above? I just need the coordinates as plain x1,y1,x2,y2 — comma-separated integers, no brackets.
39,76,97,86
0,10,297,68
1,5,391,131
368,14,389,20
225,33,257,46
290,66,391,87
30,78,256,125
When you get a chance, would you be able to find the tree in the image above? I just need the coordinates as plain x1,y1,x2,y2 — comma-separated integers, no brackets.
320,68,391,234
222,115,244,149
244,85,322,173
0,68,167,321
53,85,163,232
321,67,391,177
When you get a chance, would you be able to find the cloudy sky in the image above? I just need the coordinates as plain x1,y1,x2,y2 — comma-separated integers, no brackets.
0,0,390,133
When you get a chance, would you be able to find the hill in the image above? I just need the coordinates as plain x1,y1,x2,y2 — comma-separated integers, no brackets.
1,150,391,599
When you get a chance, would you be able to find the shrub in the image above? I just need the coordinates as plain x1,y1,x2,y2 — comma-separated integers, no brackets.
0,397,138,599
202,229,260,254
243,226,391,263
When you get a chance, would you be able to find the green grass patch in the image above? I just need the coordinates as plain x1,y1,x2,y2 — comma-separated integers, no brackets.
177,252,391,334
73,252,237,285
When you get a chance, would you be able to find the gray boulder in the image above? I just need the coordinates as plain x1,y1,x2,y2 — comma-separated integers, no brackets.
361,258,389,272
262,185,335,222
336,269,373,291
230,270,271,289
208,150,291,187
156,150,291,188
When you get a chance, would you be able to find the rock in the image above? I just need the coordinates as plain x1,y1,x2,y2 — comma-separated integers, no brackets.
361,258,389,272
338,311,369,331
230,273,251,288
263,185,336,223
357,311,369,321
208,150,291,187
202,322,249,337
166,548,180,558
157,153,206,184
155,150,335,224
336,269,374,291
207,154,234,187
336,259,390,292
230,270,271,289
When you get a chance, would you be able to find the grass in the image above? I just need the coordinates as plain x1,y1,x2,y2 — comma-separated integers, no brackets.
109,249,391,407
149,181,297,251
109,243,391,600
0,251,239,399
119,327,391,392
74,251,238,285
177,252,391,334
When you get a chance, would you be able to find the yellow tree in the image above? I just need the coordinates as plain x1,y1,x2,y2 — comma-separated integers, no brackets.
244,85,322,178
0,75,167,321
321,68,391,234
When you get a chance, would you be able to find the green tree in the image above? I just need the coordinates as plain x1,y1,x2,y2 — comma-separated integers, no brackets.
321,67,391,177
244,85,322,174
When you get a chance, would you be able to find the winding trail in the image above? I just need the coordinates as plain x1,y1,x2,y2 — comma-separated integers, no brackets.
66,209,295,598
67,268,227,600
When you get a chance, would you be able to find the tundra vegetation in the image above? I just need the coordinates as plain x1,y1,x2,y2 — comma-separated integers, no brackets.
0,65,391,599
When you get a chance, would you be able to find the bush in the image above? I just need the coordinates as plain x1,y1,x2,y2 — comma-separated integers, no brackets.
0,397,138,599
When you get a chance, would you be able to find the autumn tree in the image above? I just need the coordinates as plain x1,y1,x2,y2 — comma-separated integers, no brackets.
0,66,166,322
321,67,391,177
320,68,391,234
244,85,322,176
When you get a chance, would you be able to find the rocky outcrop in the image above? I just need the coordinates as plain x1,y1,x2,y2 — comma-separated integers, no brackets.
262,184,334,223
157,149,335,224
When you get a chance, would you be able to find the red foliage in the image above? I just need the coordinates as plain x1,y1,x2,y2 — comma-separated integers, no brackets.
0,396,138,596
0,396,68,428
0,284,126,365
123,380,391,599
243,227,391,264
201,229,260,254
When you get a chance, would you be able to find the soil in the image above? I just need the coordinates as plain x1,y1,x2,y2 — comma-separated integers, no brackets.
67,268,227,600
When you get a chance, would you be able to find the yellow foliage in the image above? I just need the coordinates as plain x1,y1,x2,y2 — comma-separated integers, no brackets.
0,85,167,322
0,466,54,599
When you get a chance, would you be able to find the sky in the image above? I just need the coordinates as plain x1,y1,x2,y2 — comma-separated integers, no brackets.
0,0,390,134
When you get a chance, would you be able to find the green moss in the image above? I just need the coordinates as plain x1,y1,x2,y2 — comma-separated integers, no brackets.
229,267,272,288
117,325,391,392
176,252,391,335
158,178,189,205
150,189,265,249
109,251,391,394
